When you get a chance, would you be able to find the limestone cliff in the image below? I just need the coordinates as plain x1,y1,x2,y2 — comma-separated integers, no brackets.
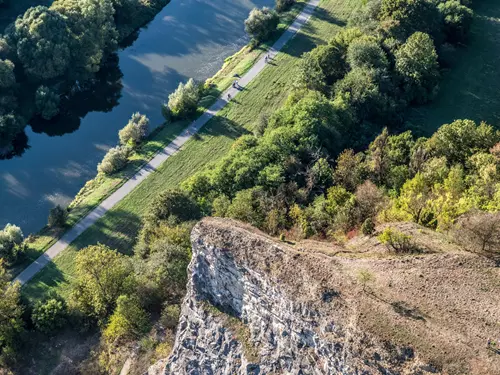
149,218,500,375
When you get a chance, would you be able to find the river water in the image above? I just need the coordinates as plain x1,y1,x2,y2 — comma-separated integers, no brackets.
0,0,274,234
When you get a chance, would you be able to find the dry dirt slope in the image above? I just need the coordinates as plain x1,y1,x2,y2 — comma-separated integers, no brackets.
152,218,500,375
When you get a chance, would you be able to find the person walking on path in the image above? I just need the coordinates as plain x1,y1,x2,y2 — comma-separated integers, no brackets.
227,93,231,101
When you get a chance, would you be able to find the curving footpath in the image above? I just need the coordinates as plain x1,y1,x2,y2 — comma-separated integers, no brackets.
15,0,320,285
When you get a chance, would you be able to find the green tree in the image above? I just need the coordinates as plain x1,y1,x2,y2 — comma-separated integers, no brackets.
9,6,71,80
0,262,23,365
0,59,15,88
148,189,201,225
119,112,149,147
346,37,389,71
97,145,131,175
244,7,279,43
32,297,67,334
35,85,60,120
0,223,23,263
334,149,366,191
72,244,135,320
395,32,440,103
275,0,294,12
48,205,67,228
103,295,150,344
167,78,199,118
227,187,268,228
397,172,432,224
0,114,24,155
438,0,473,43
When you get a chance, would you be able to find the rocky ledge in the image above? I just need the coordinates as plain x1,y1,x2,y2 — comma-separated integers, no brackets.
149,218,500,375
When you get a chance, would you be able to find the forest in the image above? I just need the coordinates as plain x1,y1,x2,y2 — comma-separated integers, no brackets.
1,0,499,373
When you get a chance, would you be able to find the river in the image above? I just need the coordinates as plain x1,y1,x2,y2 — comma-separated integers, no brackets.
0,0,274,234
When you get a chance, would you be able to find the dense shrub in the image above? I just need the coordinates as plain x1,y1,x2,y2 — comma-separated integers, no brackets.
0,223,23,263
32,297,68,334
119,112,149,147
275,0,294,12
35,85,60,120
48,205,67,228
361,217,375,235
346,37,389,71
0,59,15,88
103,295,150,344
148,189,201,225
378,227,419,253
244,7,279,43
167,78,199,119
453,212,500,261
438,0,474,43
97,145,131,175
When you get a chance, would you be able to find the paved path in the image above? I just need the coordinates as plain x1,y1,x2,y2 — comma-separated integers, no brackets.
15,0,320,285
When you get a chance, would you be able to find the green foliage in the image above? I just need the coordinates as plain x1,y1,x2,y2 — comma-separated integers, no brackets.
244,7,279,43
275,0,294,12
160,304,180,329
357,268,375,292
167,78,200,119
0,114,24,154
378,227,418,253
97,145,131,175
8,6,71,80
0,262,23,365
361,217,375,235
438,0,473,43
72,244,135,321
48,205,68,228
346,37,389,71
31,297,67,334
226,187,268,228
0,59,15,88
103,295,150,343
35,85,60,120
395,32,440,103
119,112,149,147
147,189,201,225
334,149,366,191
0,223,23,263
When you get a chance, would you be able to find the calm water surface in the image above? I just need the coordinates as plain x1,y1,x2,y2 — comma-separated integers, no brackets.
0,0,273,234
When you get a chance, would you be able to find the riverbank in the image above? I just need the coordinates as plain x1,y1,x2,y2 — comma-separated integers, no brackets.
14,1,307,282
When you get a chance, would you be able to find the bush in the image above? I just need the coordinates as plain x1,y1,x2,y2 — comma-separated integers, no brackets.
103,295,150,344
346,37,389,71
438,0,473,43
148,189,201,224
35,85,60,120
48,205,67,228
97,146,131,175
361,217,375,236
160,304,180,330
0,224,23,263
118,112,149,147
161,103,173,123
378,227,419,254
167,78,199,119
0,59,15,88
32,297,67,334
244,7,279,43
276,0,294,12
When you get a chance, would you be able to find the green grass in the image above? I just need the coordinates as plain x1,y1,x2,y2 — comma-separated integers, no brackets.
22,0,360,301
406,0,500,134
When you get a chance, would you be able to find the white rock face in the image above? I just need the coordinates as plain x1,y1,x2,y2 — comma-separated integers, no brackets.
148,219,467,375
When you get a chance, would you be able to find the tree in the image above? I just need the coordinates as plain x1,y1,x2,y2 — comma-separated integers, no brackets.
167,78,199,118
148,189,201,225
0,261,23,364
72,244,135,320
346,37,389,71
357,269,375,293
244,7,279,43
48,205,67,228
395,32,440,103
32,297,67,334
361,217,375,235
227,187,268,228
97,145,131,175
397,172,432,224
453,212,500,261
355,180,386,222
438,1,473,43
0,114,24,155
52,0,118,76
0,224,23,263
276,0,294,12
8,6,72,80
0,60,15,88
334,149,366,191
103,295,150,344
119,112,149,147
35,86,60,120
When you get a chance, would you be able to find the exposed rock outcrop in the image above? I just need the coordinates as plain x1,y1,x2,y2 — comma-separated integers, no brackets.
149,218,500,375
